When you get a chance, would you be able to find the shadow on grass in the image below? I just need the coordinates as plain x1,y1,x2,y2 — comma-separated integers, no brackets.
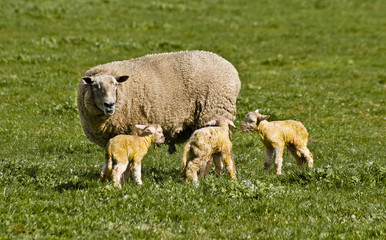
143,167,180,184
55,170,100,192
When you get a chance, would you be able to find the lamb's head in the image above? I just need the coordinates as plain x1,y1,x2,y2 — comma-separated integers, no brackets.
136,124,166,144
240,109,270,131
206,117,237,129
82,75,129,115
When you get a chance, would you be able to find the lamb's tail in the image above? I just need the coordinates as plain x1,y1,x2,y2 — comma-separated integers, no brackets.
180,143,191,178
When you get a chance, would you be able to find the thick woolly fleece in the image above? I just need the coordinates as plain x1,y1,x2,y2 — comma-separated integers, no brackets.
77,50,241,150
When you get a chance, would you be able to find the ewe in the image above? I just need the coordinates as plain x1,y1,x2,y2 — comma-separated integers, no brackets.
101,124,165,188
181,118,237,184
77,50,241,154
241,109,313,175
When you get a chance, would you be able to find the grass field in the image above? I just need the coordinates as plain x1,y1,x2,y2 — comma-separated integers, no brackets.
0,0,385,239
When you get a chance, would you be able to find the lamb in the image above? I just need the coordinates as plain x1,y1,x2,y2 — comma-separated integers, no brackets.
100,124,165,188
180,117,237,184
77,50,241,154
240,109,313,175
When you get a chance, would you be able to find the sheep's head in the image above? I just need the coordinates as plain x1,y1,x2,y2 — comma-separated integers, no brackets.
240,109,270,131
136,124,166,144
82,75,129,115
206,117,237,129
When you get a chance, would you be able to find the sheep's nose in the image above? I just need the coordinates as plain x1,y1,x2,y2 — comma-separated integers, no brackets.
104,102,115,109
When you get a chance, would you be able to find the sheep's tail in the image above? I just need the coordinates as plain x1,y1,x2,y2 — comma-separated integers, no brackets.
180,143,191,178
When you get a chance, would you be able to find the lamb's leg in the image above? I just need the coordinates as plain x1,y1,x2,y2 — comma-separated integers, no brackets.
198,156,213,178
123,162,133,183
132,162,143,185
100,160,109,183
273,146,284,175
212,153,224,178
264,146,274,172
288,145,303,167
298,147,314,168
112,162,128,189
101,153,113,182
185,157,206,184
223,150,236,180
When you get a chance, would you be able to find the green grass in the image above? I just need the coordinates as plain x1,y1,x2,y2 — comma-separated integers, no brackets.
0,0,385,239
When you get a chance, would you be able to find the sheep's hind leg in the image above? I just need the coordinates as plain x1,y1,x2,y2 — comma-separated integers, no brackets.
123,162,133,184
185,157,207,184
112,162,128,189
223,150,236,180
288,145,304,167
101,154,113,182
298,147,314,168
212,153,224,178
198,156,213,178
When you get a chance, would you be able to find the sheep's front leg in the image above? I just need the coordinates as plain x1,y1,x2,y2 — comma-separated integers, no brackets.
132,158,143,185
264,146,274,172
223,150,236,180
112,162,128,188
273,147,284,175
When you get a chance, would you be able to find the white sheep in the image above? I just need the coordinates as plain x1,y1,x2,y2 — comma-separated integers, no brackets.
77,50,241,154
180,117,237,184
240,109,313,175
100,124,165,188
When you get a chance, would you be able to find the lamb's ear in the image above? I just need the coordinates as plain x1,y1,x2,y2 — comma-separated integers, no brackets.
255,109,259,113
135,124,147,131
226,119,237,129
144,126,156,134
116,75,129,83
82,77,93,84
260,115,270,121
205,119,217,126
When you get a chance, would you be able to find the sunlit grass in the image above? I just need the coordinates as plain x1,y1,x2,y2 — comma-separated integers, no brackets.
0,0,385,239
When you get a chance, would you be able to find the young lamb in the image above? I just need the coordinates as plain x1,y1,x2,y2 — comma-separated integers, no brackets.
180,117,237,184
100,124,165,188
240,109,313,175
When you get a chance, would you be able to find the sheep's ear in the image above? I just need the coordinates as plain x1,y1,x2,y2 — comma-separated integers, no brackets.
135,124,147,130
260,115,270,121
82,77,93,84
116,75,129,83
144,126,156,134
255,109,259,113
226,119,237,129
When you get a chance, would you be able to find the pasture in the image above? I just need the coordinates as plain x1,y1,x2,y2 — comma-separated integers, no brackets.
0,0,385,239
